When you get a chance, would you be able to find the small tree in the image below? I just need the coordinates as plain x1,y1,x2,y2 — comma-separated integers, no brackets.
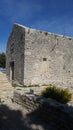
0,52,6,68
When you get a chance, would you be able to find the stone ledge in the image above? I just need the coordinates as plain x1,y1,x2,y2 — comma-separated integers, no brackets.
13,87,73,129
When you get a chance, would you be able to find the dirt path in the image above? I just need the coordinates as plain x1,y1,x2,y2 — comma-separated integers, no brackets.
0,71,54,130
0,71,13,100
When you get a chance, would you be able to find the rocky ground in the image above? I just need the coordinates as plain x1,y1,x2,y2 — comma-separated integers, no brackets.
0,71,55,130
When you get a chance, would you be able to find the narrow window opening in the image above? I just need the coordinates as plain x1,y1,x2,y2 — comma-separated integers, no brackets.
43,58,47,61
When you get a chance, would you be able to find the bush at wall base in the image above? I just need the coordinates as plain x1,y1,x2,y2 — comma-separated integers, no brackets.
41,85,72,104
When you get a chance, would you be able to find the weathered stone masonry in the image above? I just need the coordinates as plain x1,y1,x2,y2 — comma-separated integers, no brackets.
13,87,73,129
6,23,73,87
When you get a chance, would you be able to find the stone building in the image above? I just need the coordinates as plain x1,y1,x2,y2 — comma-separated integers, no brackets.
6,23,73,87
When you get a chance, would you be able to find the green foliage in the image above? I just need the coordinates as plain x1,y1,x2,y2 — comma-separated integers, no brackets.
41,85,72,104
0,52,6,68
11,83,39,88
11,82,17,88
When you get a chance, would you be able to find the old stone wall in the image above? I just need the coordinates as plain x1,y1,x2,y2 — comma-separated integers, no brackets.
13,87,73,129
6,24,25,84
24,26,73,87
6,24,73,87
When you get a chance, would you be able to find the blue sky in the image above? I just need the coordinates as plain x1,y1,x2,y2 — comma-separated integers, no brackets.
0,0,73,53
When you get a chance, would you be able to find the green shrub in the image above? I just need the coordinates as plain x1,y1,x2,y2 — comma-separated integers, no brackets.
11,82,17,88
41,85,72,104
